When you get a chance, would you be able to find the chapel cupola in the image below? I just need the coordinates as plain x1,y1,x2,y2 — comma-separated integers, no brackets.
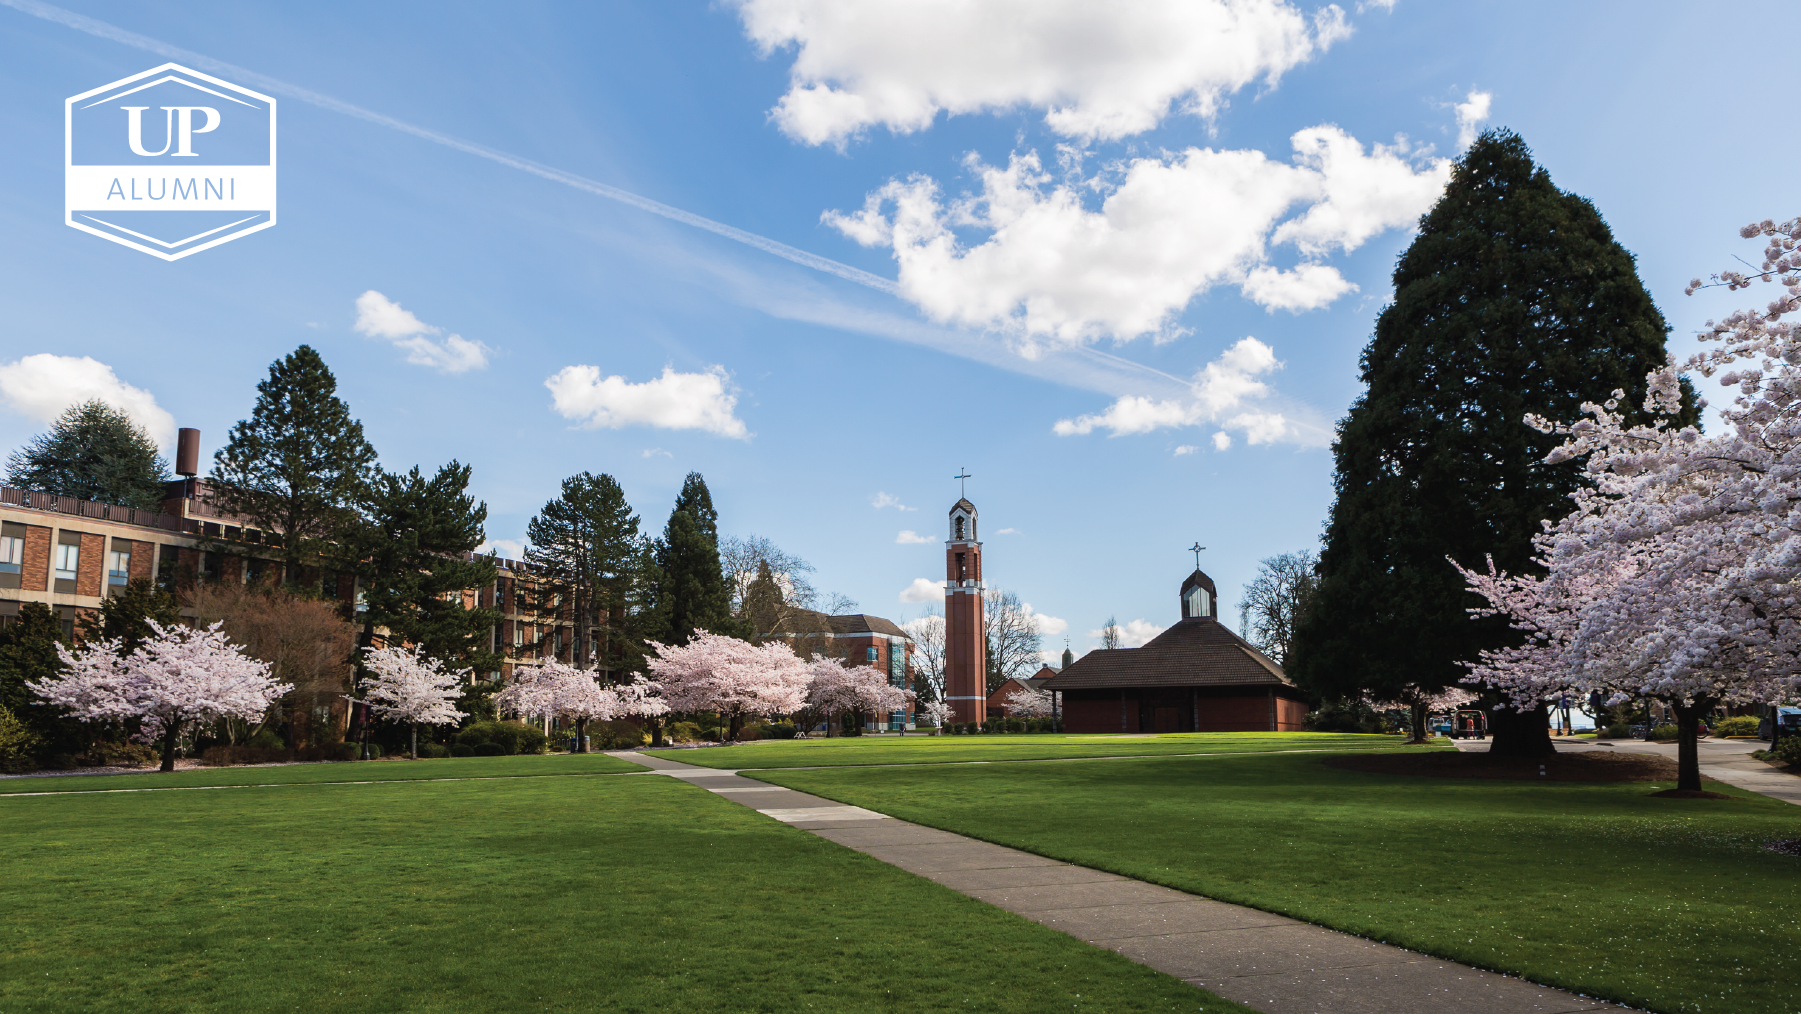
948,498,978,544
1180,569,1217,621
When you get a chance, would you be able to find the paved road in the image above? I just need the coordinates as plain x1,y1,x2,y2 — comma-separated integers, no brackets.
1456,735,1801,804
620,749,1620,1014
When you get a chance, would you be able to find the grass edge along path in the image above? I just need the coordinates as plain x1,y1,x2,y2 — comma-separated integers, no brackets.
0,752,647,794
748,750,1801,1014
647,731,1444,770
1,766,1255,1014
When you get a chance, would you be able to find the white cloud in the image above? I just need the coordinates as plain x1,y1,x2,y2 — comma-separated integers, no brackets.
996,527,1021,535
1054,337,1302,445
1023,603,1068,638
899,577,947,603
896,530,935,544
353,290,491,373
477,538,527,559
545,365,750,439
1455,89,1492,149
1173,445,1199,456
825,128,1450,344
1089,619,1165,649
872,491,917,510
642,447,673,458
1212,431,1233,451
734,0,1353,146
0,354,176,451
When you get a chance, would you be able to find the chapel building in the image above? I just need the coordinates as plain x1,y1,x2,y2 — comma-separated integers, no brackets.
1046,569,1308,733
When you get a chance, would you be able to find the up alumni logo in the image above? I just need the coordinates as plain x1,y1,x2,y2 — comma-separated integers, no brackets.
65,63,276,261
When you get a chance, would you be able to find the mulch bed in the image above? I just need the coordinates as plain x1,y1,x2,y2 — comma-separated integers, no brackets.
1766,839,1801,856
1322,750,1715,783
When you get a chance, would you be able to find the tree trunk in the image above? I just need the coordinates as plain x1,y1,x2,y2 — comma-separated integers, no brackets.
648,715,664,747
1409,702,1429,744
728,711,744,742
410,723,417,760
576,717,588,753
159,714,181,772
1673,699,1709,792
1487,701,1554,758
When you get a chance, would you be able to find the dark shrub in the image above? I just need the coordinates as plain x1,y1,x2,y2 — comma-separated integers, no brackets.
666,721,702,744
200,745,293,766
473,742,504,757
325,742,357,761
736,725,762,742
451,743,474,757
763,723,798,740
456,720,548,756
591,720,645,750
419,743,451,759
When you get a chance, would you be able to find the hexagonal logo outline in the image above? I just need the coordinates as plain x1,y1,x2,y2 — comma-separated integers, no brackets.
65,63,277,261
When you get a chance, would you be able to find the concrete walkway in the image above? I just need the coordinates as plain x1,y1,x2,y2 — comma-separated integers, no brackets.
621,750,1620,1014
1458,735,1801,805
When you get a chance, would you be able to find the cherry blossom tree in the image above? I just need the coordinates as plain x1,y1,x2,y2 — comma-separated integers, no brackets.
921,700,953,732
646,630,809,740
359,645,466,759
1456,216,1801,791
1004,681,1055,722
804,654,913,736
32,621,290,772
1364,685,1478,743
495,660,668,752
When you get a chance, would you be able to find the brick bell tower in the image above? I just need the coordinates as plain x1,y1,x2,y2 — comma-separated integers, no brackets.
945,487,987,725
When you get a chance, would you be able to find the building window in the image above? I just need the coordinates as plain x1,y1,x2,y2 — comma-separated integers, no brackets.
108,549,130,586
0,534,21,575
513,624,524,646
867,646,879,662
54,543,78,583
1185,585,1211,619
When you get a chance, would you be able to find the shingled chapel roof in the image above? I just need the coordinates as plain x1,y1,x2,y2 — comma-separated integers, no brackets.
1045,617,1292,690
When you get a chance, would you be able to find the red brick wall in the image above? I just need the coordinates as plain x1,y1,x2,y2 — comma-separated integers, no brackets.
20,525,50,592
1195,695,1271,732
1277,696,1308,731
1062,697,1124,734
128,540,154,582
75,533,104,597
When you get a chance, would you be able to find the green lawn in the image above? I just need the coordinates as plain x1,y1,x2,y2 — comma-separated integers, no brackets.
650,731,1437,769
1,768,1251,1013
0,752,646,794
750,751,1801,1014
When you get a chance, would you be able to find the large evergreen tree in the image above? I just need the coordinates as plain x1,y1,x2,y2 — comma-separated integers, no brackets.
524,472,642,677
352,462,501,680
650,473,737,645
211,346,377,579
0,603,88,763
5,401,169,510
1289,130,1697,758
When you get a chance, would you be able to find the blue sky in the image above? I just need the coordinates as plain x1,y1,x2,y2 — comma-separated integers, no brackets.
1,0,1795,658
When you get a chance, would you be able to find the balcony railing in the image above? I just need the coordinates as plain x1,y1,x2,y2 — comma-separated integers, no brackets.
0,487,190,533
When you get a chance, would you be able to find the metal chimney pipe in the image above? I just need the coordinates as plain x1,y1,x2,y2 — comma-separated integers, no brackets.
176,428,200,477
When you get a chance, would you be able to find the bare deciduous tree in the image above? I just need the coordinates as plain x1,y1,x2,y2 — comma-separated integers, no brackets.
984,588,1042,693
188,581,357,746
720,535,817,615
902,608,946,705
1100,616,1122,650
1236,551,1318,666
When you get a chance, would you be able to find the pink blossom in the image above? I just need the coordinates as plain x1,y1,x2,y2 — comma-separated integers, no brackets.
359,645,466,728
646,630,810,734
32,621,290,771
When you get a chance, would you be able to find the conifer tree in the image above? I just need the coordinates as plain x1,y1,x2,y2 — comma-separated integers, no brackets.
352,461,500,690
1289,130,1697,758
0,603,87,762
211,346,377,579
651,473,737,645
525,472,642,677
78,578,180,653
5,400,169,509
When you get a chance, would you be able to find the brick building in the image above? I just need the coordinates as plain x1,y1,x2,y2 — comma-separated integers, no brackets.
0,428,570,685
778,609,916,731
1046,569,1309,733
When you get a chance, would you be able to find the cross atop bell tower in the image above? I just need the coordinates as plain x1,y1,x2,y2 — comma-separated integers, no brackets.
944,483,986,726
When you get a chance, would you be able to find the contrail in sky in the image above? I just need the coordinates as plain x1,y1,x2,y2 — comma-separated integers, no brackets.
5,0,1193,393
1,0,899,296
